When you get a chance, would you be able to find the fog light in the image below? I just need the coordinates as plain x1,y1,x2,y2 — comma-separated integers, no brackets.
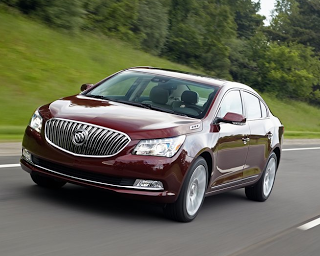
22,148,32,163
133,179,164,190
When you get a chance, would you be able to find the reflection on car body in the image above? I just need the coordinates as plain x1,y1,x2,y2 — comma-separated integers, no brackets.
21,67,284,222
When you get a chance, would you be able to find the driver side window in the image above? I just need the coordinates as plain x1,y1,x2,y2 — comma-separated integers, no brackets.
217,90,243,118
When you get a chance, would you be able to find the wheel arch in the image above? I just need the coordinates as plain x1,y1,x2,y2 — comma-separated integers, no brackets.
198,150,213,187
272,146,281,168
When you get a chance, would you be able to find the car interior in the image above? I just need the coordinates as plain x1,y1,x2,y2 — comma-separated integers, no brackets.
138,80,216,117
87,73,217,118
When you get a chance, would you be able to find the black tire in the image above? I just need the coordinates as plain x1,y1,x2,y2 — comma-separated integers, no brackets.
245,152,278,202
164,157,208,222
31,173,66,189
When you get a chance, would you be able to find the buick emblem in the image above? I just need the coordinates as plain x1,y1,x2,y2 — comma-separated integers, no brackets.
72,129,88,146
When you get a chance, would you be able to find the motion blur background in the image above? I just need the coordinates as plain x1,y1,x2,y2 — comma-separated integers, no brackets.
1,1,320,256
1,0,320,139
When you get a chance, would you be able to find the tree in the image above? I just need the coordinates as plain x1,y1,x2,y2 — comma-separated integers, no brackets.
134,0,169,55
268,0,320,52
198,1,236,78
83,0,140,42
260,43,318,99
228,32,269,88
227,0,265,39
2,0,84,30
40,0,84,30
164,0,237,78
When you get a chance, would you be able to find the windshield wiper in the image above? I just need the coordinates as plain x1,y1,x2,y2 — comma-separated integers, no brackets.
112,101,188,116
141,103,187,117
85,95,150,108
86,94,109,100
111,99,152,109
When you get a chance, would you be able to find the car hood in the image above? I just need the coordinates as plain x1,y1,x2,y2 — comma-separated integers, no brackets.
40,95,202,140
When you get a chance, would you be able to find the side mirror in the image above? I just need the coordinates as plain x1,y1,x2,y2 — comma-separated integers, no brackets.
80,83,94,92
214,112,246,125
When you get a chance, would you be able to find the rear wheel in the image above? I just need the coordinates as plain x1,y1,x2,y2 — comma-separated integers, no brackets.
245,152,277,202
164,157,208,222
31,173,66,189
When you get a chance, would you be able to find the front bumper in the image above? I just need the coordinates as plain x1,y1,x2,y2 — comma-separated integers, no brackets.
21,158,177,202
21,127,193,203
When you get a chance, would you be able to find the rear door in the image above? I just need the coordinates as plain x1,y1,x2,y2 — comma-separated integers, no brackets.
241,91,274,176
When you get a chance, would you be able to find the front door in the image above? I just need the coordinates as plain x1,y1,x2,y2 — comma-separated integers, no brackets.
210,90,250,187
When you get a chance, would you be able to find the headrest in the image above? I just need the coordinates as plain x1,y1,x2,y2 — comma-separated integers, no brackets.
162,83,177,91
150,86,169,105
181,91,199,104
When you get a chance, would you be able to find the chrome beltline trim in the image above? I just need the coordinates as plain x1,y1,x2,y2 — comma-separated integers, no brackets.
44,118,131,158
28,161,164,191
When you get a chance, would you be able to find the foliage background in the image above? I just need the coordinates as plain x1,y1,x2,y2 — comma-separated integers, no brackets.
1,0,320,139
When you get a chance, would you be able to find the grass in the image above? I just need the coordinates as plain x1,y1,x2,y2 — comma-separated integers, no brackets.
0,5,320,140
262,94,320,138
0,126,24,142
284,131,320,139
0,6,196,130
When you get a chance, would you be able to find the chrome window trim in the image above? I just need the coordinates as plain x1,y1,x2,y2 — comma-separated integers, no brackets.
214,88,244,119
240,89,270,120
44,118,131,158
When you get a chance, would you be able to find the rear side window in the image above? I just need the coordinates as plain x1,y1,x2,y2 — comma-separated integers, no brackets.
217,90,243,118
242,92,261,119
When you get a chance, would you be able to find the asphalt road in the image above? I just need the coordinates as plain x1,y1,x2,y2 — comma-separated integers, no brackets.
0,145,319,256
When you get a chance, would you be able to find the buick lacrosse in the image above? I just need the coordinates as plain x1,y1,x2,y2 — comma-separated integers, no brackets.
21,67,283,222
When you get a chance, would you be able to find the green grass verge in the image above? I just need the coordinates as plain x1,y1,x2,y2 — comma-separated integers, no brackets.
262,94,320,138
1,5,320,140
0,126,25,142
0,135,24,142
284,131,320,139
0,6,197,127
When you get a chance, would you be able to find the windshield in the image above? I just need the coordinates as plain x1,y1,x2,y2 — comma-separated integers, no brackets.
85,71,218,119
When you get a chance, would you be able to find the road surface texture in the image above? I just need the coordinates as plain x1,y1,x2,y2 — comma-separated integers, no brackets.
0,142,319,256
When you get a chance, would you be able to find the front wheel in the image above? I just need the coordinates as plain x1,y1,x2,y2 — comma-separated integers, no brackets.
164,157,208,222
245,152,277,202
31,173,67,189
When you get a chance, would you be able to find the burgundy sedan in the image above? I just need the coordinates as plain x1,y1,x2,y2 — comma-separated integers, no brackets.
21,67,284,222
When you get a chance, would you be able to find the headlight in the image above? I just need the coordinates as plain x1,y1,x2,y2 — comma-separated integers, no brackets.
133,135,186,157
29,109,43,133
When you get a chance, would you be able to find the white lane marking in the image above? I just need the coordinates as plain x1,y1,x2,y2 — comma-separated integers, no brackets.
0,164,20,169
283,147,320,151
298,217,320,231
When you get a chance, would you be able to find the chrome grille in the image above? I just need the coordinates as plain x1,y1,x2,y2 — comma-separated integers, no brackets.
45,118,131,157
